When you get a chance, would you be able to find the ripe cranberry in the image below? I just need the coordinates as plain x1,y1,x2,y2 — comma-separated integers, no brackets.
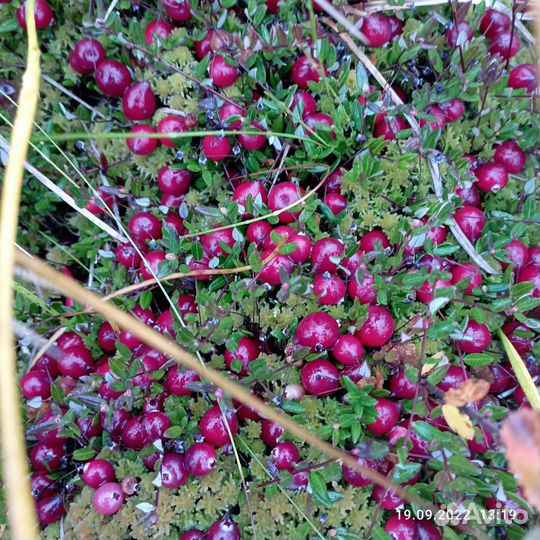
157,116,189,148
116,243,142,269
304,113,335,138
314,273,346,306
201,228,235,257
129,212,162,241
57,331,85,351
268,182,306,223
361,230,390,253
238,123,268,151
323,169,343,193
494,140,526,173
202,135,231,161
456,321,492,353
295,312,340,350
356,305,395,348
165,214,185,235
35,354,60,378
455,183,481,207
501,239,529,270
31,472,57,500
367,398,400,435
468,428,494,454
323,192,347,215
30,442,65,472
101,408,131,438
225,337,260,375
332,334,364,366
219,103,244,128
348,272,377,304
20,370,51,400
145,19,173,46
200,406,239,447
373,484,404,510
417,277,452,304
58,346,93,378
480,9,511,38
489,31,521,59
261,420,284,448
285,232,312,264
189,257,212,280
93,482,125,516
185,442,217,476
161,453,189,488
416,519,442,540
97,322,117,352
374,117,409,140
95,60,132,97
121,417,147,450
36,495,65,526
454,206,486,243
474,162,509,193
233,181,268,213
440,98,465,122
291,56,322,89
488,363,514,394
385,514,419,540
82,459,116,488
508,64,538,93
420,105,446,130
388,16,403,39
271,441,300,470
311,238,344,273
164,0,192,22
122,82,156,121
446,21,473,47
70,38,105,75
301,359,340,396
391,371,419,399
517,264,540,297
207,518,241,540
292,92,317,116
142,412,171,442
195,29,215,59
157,166,191,196
530,247,540,265
503,321,533,355
181,530,205,540
210,56,240,88
17,0,54,31
342,456,376,487
451,263,483,294
77,416,103,439
166,367,200,396
360,14,392,48
438,365,469,391
127,125,159,156
140,251,167,280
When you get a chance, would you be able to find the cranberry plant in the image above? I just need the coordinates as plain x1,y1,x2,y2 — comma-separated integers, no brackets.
1,0,539,539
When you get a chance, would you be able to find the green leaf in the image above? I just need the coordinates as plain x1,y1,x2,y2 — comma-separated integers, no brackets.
393,462,422,484
72,447,96,461
309,472,332,508
463,353,494,367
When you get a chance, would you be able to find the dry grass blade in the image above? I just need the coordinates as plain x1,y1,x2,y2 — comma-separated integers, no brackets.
15,249,437,511
0,0,41,536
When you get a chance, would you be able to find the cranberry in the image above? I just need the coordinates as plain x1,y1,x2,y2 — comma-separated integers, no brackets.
323,169,343,193
166,367,200,396
416,519,442,540
157,166,191,197
361,230,390,253
145,19,173,46
82,459,116,488
164,0,192,22
225,337,260,375
480,9,511,38
233,181,268,213
165,214,185,235
70,38,106,75
454,206,486,243
271,441,300,470
31,472,57,500
266,0,282,14
201,227,235,257
508,64,538,93
200,406,239,447
367,398,400,435
185,442,217,476
261,420,284,448
304,112,335,138
129,212,162,241
17,0,54,31
36,495,65,526
489,31,521,59
417,278,452,304
95,60,132,98
437,365,469,391
292,92,317,116
455,184,481,207
455,321,492,354
494,140,526,173
210,55,240,88
385,514,419,540
58,346,93,378
116,242,142,269
35,354,60,378
219,103,244,128
160,453,189,488
157,116,189,148
207,518,241,540
122,81,156,121
323,192,347,215
101,408,131,438
295,312,340,350
517,264,540,297
20,370,51,400
420,105,446,130
530,247,540,265
342,456,376,487
440,98,465,122
140,251,167,280
57,331,85,350
348,272,377,304
468,428,494,454
356,305,395,348
451,263,482,295
121,417,146,450
391,371,419,399
501,239,529,269
446,21,473,47
93,482,125,516
30,442,65,472
332,334,364,366
195,29,215,59
97,322,117,352
127,125,159,156
203,135,231,161
503,321,533,355
474,162,509,193
488,363,514,394
238,123,268,151
78,416,103,439
360,14,392,47
372,484,404,510
374,117,409,140
246,222,271,248
181,530,206,540
268,182,306,223
388,16,403,39
301,359,340,396
311,238,344,273
142,412,172,442
291,56,322,89
314,273,346,305
287,232,312,264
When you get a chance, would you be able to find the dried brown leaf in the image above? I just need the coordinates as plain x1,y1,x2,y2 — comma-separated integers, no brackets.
385,343,419,366
444,379,490,407
442,405,475,440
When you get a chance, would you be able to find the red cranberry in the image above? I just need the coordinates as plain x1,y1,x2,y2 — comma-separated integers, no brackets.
58,346,93,378
97,322,117,352
268,182,306,223
455,321,492,353
489,31,520,59
304,112,335,138
129,212,162,241
292,92,317,116
420,105,446,130
391,371,419,399
360,14,392,48
35,354,60,378
225,337,260,375
93,482,125,516
233,181,268,213
446,21,473,47
468,428,494,454
508,64,538,93
367,398,400,435
301,359,340,396
36,495,65,526
451,263,482,294
185,442,217,476
287,232,312,264
311,238,344,273
503,321,533,355
332,334,364,366
480,9,511,38
323,169,343,193
20,370,51,400
200,406,239,447
374,117,409,140
127,125,159,156
161,453,189,488
501,239,529,270
488,363,514,394
271,441,300,470
30,442,65,472
203,135,231,161
438,365,469,391
388,16,403,39
164,0,192,22
361,230,390,253
207,518,241,540
530,247,540,265
239,123,268,151
95,60,132,97
266,0,282,14
385,514,419,540
494,140,526,173
342,456,376,487
121,417,146,450
291,56,322,89
474,162,509,193
201,227,235,257
314,273,346,305
454,206,486,243
348,272,377,305
70,38,105,75
77,416,103,439
122,82,156,121
295,312,340,350
245,221,271,247
31,472,57,500
57,331,85,351
417,278,452,304
181,531,205,540
261,420,284,448
356,305,395,348
145,19,174,46
455,184,481,207
323,192,347,215
517,264,540,297
82,459,116,488
17,0,54,31
161,193,185,208
101,408,131,438
116,243,142,269
157,116,189,148
165,214,185,235
416,519,442,540
372,484,404,510
195,29,215,59
166,367,200,396
219,103,244,128
142,412,172,442
440,98,465,122
210,55,240,88
139,251,166,280
157,165,192,196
